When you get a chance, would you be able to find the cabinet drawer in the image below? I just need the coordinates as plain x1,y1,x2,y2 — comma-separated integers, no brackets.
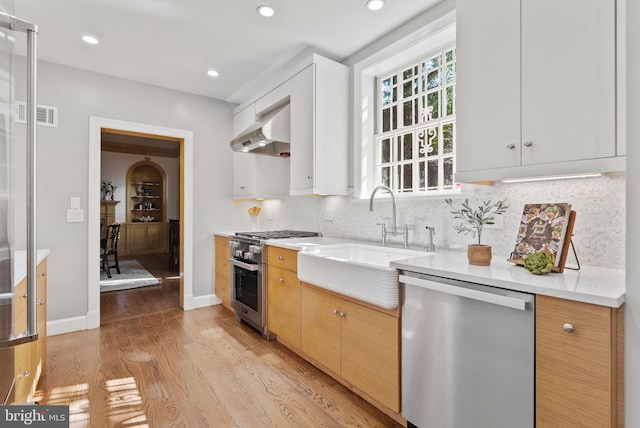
267,246,298,272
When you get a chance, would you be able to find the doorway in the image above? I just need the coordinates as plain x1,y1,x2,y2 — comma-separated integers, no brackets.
88,117,194,330
100,130,181,322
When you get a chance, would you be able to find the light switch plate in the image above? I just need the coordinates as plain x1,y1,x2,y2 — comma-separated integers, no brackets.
67,209,84,223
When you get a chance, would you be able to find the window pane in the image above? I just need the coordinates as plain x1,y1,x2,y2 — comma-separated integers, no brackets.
446,86,455,116
392,86,397,103
443,123,454,154
427,70,440,89
382,108,390,132
403,67,415,80
382,78,392,105
446,63,455,84
446,49,454,62
402,133,413,160
418,126,438,158
427,159,439,190
403,163,413,191
392,105,397,130
381,137,391,163
403,81,413,98
443,157,454,188
427,92,439,120
424,56,439,71
381,166,390,187
403,100,413,127
418,161,426,190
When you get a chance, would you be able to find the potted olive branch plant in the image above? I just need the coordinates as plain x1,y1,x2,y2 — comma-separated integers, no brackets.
445,198,508,266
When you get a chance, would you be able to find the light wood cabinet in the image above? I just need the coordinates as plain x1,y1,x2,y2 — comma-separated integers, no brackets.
301,283,400,413
126,159,167,254
214,235,231,310
456,0,622,182
100,200,119,236
267,246,301,348
128,223,165,254
536,295,623,428
12,257,47,404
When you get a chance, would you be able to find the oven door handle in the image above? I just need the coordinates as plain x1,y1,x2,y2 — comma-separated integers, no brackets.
228,258,260,272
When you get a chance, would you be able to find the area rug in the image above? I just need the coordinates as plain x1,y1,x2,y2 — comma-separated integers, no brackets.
100,260,160,293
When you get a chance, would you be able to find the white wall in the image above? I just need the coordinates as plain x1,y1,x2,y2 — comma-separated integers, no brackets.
101,152,180,222
626,0,638,423
13,59,257,323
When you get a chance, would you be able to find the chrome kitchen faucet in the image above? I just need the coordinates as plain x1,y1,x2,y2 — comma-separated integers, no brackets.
369,185,411,248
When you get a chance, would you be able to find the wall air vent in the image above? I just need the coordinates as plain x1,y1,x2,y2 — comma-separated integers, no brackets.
15,101,58,127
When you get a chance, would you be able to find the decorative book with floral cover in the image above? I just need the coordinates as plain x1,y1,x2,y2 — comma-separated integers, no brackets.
510,203,572,267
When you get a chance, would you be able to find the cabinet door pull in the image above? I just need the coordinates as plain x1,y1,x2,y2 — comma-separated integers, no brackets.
333,309,339,315
278,256,284,260
562,323,574,333
38,299,45,305
506,143,516,149
39,272,47,277
523,139,533,147
340,312,346,318
279,278,284,283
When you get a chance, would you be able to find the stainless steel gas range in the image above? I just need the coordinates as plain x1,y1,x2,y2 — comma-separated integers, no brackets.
228,230,318,339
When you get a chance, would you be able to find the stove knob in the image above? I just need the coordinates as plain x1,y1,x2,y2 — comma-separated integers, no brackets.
250,245,262,254
235,250,244,258
229,241,239,249
244,252,254,260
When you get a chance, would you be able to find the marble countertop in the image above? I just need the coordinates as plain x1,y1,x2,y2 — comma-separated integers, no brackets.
217,233,625,308
391,250,624,308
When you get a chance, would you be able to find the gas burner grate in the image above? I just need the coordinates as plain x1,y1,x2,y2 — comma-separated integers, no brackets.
235,230,318,240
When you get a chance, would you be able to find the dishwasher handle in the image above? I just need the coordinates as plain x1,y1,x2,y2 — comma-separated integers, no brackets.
399,274,528,311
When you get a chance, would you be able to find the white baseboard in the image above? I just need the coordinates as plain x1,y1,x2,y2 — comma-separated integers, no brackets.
47,296,220,337
190,294,221,309
47,315,89,336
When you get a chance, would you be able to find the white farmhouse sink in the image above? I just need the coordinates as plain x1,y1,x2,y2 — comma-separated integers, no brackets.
297,243,431,309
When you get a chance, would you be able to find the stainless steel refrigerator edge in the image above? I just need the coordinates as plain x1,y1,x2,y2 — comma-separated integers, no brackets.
400,272,534,428
0,11,38,405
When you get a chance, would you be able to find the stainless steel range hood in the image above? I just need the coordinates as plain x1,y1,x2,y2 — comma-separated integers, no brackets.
230,103,290,157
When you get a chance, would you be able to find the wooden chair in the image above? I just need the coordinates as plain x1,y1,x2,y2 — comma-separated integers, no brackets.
101,223,121,278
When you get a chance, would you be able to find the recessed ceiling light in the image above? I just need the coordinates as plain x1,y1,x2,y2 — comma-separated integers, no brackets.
257,5,275,17
206,69,219,77
366,0,385,11
82,35,99,45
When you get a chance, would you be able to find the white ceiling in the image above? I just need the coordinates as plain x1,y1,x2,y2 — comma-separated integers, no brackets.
14,0,441,104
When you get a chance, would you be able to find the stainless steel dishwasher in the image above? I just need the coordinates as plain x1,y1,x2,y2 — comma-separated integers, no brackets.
400,271,534,428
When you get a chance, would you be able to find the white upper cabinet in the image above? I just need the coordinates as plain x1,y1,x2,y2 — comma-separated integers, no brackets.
232,152,287,200
232,104,287,200
233,103,256,137
456,0,623,182
246,54,349,196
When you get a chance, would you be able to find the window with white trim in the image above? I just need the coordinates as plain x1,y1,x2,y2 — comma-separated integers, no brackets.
374,44,457,194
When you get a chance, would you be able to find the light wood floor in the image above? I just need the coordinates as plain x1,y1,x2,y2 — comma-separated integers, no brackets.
34,254,403,427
